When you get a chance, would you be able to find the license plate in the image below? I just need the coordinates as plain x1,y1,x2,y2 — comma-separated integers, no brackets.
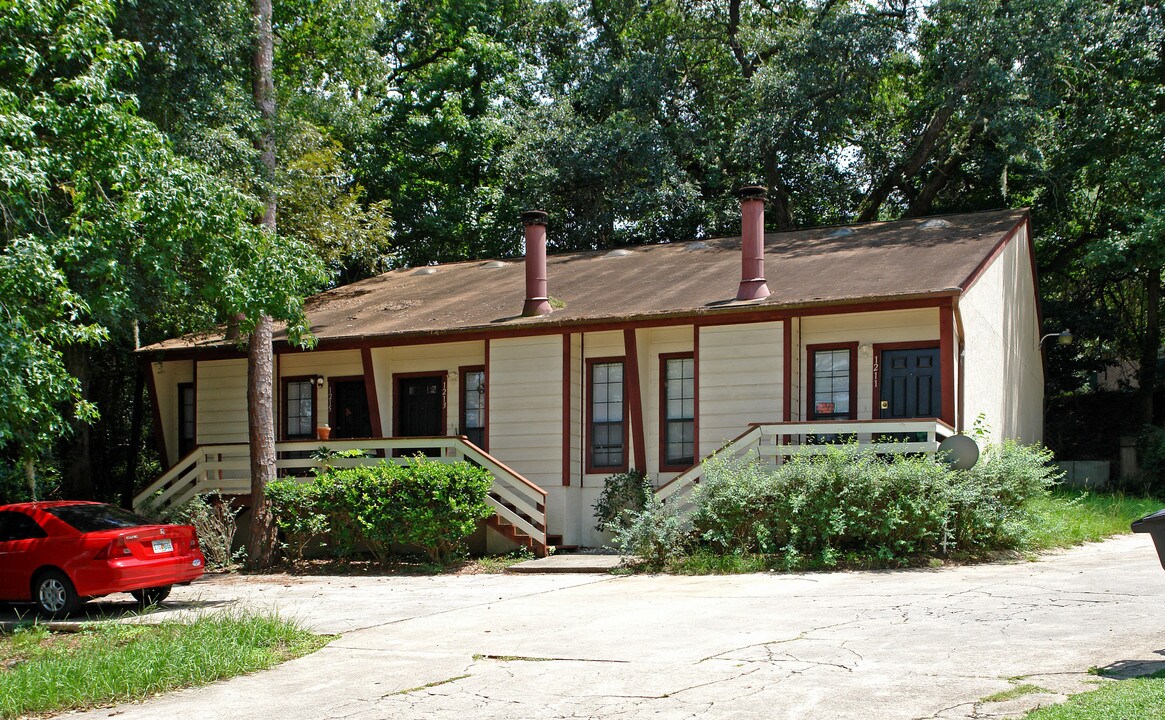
152,539,173,553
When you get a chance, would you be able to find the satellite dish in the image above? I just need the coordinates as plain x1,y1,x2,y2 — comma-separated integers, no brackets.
938,434,980,470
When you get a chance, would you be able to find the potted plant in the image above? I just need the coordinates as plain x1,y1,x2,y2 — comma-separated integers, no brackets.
316,424,331,440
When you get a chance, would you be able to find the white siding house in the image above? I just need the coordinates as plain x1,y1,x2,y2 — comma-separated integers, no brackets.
141,205,1044,550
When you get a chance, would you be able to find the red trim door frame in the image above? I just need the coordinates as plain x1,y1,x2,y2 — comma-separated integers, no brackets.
871,340,944,423
392,371,449,438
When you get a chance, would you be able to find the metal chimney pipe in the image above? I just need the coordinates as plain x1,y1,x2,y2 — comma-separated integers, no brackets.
736,186,770,301
521,210,552,316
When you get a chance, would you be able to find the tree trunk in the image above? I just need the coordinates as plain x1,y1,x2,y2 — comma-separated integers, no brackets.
247,316,277,567
247,0,279,569
123,366,145,509
905,121,982,218
1139,268,1161,425
59,347,93,499
856,94,964,222
24,457,35,501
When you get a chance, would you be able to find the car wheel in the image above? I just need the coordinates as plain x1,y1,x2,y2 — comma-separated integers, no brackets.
130,586,172,606
33,570,79,618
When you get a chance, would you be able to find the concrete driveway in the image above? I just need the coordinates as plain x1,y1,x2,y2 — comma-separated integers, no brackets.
47,534,1165,720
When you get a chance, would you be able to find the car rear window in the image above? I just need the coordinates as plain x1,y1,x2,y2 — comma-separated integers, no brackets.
44,504,155,533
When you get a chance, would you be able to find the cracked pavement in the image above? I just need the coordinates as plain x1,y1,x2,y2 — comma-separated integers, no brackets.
46,534,1165,720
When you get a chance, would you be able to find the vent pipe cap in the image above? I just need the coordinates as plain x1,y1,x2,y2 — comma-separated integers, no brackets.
736,185,768,201
521,209,549,226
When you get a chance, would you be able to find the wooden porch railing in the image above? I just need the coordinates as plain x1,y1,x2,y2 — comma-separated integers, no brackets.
133,436,549,555
656,418,957,504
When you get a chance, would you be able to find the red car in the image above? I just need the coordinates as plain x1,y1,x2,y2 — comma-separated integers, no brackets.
0,501,205,617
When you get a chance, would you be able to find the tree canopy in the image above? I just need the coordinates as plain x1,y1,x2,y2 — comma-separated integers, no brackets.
3,0,1164,497
0,0,322,489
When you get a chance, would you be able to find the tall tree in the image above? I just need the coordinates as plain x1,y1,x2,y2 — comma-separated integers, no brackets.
0,0,322,502
247,0,279,569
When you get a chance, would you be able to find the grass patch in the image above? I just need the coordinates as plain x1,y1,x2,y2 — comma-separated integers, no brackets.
983,683,1050,702
1023,674,1165,719
0,612,332,718
456,549,536,574
1024,490,1163,551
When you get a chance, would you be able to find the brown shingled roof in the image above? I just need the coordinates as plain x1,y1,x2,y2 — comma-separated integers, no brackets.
143,208,1028,353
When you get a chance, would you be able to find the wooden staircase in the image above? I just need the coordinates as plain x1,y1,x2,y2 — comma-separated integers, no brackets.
135,436,551,557
485,490,548,556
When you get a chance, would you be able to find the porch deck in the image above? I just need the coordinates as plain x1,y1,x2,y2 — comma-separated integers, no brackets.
656,418,957,503
133,436,550,556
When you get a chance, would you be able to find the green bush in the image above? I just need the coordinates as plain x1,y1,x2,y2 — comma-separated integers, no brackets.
0,460,59,504
693,446,955,568
266,479,329,562
946,439,1062,550
617,439,1060,569
267,457,494,565
609,494,693,565
1137,424,1165,495
390,458,495,563
165,492,246,569
593,470,652,532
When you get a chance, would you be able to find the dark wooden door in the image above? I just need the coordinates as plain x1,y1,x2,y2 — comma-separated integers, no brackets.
879,347,941,419
330,379,372,439
396,375,445,456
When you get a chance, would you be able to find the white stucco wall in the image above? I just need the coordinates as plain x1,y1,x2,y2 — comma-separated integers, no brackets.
959,225,1044,443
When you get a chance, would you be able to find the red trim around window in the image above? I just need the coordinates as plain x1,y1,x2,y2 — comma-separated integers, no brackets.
805,342,859,421
459,365,487,451
658,352,697,473
280,375,318,440
585,356,629,474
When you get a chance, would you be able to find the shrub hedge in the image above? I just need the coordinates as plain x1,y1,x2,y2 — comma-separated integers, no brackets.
267,456,494,565
612,440,1062,569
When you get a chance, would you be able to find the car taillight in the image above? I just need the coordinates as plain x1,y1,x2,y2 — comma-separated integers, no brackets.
96,536,133,559
189,535,199,550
